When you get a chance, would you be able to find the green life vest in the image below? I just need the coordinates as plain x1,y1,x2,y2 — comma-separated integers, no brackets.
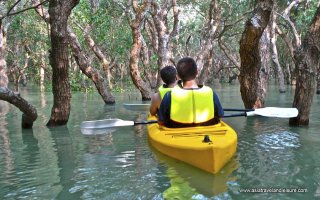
170,85,214,124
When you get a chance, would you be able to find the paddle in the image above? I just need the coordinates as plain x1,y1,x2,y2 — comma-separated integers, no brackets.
81,107,298,129
123,104,297,115
224,107,298,118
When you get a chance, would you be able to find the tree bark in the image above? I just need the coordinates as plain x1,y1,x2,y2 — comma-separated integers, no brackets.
0,20,8,88
289,6,320,126
32,0,115,104
46,0,79,127
83,25,114,90
196,0,220,85
68,29,115,103
238,0,273,109
0,87,38,128
149,0,179,86
126,0,152,100
270,11,286,93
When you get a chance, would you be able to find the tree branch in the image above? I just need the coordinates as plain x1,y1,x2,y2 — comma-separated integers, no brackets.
0,0,49,20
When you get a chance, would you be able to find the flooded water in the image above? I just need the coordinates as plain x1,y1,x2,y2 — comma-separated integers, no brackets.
0,84,320,199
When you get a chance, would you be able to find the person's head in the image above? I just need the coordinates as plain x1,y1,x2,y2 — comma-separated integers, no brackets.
176,57,197,81
160,65,177,85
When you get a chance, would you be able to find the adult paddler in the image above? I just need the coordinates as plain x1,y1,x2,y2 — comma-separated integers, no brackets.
158,57,224,128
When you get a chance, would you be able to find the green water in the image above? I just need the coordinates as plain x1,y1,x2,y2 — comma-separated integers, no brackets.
0,84,320,200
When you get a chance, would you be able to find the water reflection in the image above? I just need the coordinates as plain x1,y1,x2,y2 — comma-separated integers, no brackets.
49,126,83,199
150,145,239,198
0,101,14,190
83,132,115,154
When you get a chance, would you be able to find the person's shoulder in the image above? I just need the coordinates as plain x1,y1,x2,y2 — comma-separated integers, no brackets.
162,91,172,99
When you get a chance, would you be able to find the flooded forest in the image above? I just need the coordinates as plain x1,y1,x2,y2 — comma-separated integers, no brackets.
1,0,320,128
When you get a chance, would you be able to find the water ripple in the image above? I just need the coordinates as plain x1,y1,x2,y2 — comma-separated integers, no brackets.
256,131,301,150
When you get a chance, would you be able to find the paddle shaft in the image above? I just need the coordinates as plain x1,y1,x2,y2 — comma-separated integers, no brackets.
134,120,158,125
223,113,247,117
133,114,247,125
223,108,254,112
124,104,254,112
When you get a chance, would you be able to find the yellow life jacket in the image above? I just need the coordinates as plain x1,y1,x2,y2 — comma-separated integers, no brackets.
170,85,214,124
159,85,173,100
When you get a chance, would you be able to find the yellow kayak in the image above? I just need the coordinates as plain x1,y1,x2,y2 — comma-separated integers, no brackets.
147,115,237,174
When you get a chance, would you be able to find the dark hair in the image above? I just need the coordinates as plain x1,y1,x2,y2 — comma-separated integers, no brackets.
160,65,177,85
176,57,197,81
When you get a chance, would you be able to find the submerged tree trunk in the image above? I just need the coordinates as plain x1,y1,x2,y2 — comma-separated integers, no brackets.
0,88,38,128
238,0,273,108
68,29,115,103
130,27,152,100
270,10,286,93
83,25,114,91
46,0,79,127
289,7,320,126
149,0,179,87
127,0,152,100
32,0,114,104
196,0,220,85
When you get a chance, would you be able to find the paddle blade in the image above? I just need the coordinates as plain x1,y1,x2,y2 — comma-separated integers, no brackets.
81,118,134,129
247,107,298,118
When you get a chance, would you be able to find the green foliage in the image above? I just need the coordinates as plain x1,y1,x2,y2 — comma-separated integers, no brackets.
3,0,320,93
71,0,132,59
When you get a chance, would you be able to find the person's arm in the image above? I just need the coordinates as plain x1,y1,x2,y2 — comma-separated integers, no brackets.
149,92,161,116
213,92,224,117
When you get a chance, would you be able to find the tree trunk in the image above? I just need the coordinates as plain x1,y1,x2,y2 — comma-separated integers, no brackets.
148,0,179,87
83,25,114,90
270,11,286,93
259,25,272,103
31,0,115,104
289,6,320,126
0,87,38,128
129,27,152,100
68,29,115,103
238,0,273,109
46,0,79,127
0,21,8,88
127,0,152,100
196,0,220,85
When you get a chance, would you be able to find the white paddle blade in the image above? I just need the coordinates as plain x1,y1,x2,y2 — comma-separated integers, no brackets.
81,118,134,129
246,107,298,118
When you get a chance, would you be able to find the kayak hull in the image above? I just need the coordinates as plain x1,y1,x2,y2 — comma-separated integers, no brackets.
147,116,237,174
